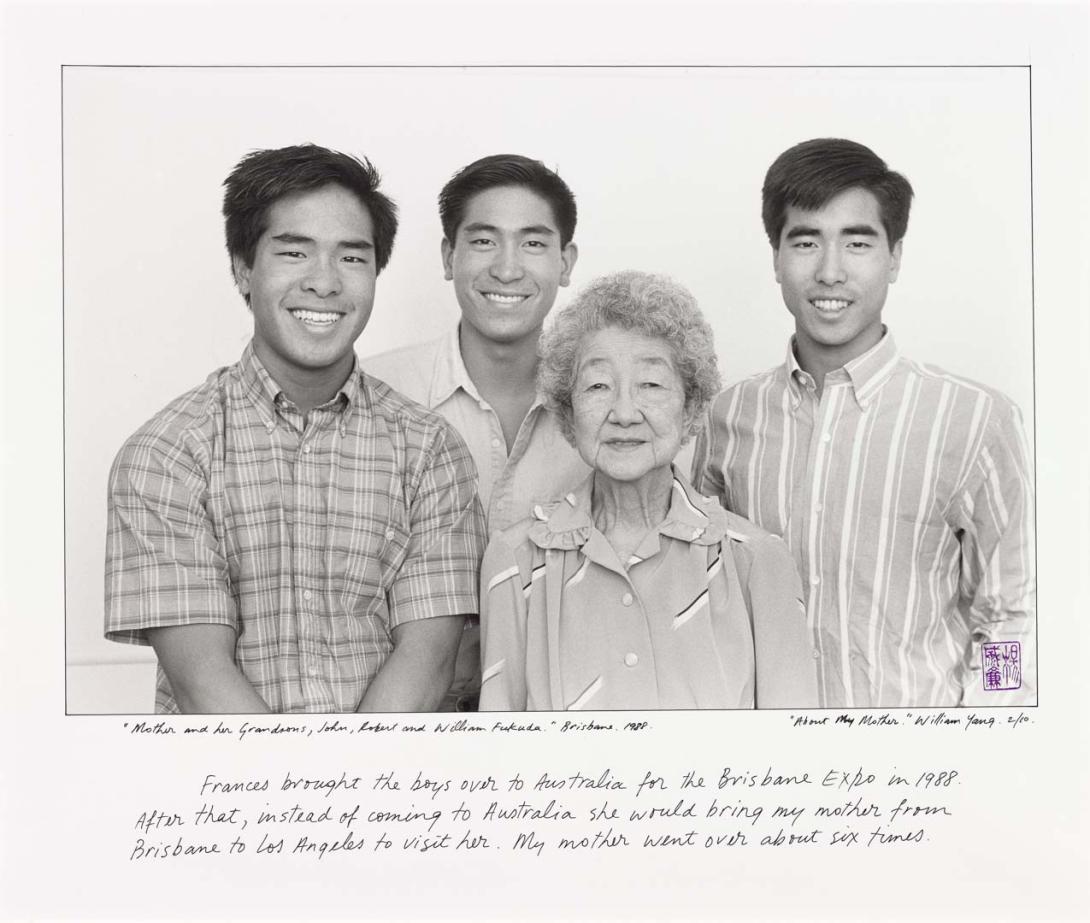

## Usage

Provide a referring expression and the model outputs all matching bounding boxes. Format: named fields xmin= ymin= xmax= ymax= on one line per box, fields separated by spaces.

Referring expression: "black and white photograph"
xmin=66 ymin=65 xmax=1035 ymax=715
xmin=3 ymin=2 xmax=1088 ymax=921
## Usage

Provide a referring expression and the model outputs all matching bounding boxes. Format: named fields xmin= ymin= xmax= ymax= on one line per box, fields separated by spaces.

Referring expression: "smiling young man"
xmin=364 ymin=154 xmax=590 ymax=709
xmin=693 ymin=138 xmax=1035 ymax=708
xmin=105 ymin=145 xmax=486 ymax=714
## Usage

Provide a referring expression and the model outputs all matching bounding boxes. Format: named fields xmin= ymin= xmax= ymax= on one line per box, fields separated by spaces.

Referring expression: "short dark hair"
xmin=438 ymin=154 xmax=577 ymax=246
xmin=761 ymin=138 xmax=914 ymax=249
xmin=222 ymin=144 xmax=399 ymax=278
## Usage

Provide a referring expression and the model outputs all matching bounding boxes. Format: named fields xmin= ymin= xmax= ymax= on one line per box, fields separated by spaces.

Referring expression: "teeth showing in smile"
xmin=812 ymin=299 xmax=851 ymax=312
xmin=291 ymin=309 xmax=340 ymax=326
xmin=482 ymin=293 xmax=528 ymax=304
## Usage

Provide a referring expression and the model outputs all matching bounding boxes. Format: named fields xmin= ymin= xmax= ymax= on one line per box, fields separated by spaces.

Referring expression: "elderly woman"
xmin=478 ymin=271 xmax=817 ymax=711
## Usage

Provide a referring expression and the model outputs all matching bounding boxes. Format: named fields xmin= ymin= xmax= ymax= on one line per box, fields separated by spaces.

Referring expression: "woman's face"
xmin=570 ymin=326 xmax=688 ymax=486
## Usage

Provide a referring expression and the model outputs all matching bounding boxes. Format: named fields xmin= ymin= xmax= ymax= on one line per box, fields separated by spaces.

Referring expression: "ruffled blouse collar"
xmin=527 ymin=465 xmax=728 ymax=553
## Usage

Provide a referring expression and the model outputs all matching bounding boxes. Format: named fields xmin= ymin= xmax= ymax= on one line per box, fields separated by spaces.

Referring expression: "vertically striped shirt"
xmin=105 ymin=343 xmax=487 ymax=714
xmin=692 ymin=333 xmax=1035 ymax=708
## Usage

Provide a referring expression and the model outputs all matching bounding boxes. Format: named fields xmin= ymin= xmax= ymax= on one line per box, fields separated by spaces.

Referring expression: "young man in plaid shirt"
xmin=105 ymin=145 xmax=487 ymax=714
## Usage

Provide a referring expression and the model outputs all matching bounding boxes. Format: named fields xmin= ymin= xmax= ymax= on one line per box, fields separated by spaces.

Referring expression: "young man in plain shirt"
xmin=364 ymin=154 xmax=590 ymax=709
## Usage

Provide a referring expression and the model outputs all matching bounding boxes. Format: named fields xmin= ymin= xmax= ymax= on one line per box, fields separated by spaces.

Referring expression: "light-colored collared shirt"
xmin=692 ymin=332 xmax=1036 ymax=708
xmin=479 ymin=469 xmax=818 ymax=711
xmin=105 ymin=343 xmax=487 ymax=714
xmin=363 ymin=326 xmax=591 ymax=534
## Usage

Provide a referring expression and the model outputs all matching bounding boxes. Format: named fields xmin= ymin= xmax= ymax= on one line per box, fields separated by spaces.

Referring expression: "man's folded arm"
xmin=363 ymin=420 xmax=486 ymax=712
xmin=357 ymin=615 xmax=466 ymax=712
xmin=146 ymin=624 xmax=270 ymax=714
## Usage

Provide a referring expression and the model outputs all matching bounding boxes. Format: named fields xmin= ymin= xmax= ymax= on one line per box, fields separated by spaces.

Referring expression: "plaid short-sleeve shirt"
xmin=105 ymin=343 xmax=487 ymax=714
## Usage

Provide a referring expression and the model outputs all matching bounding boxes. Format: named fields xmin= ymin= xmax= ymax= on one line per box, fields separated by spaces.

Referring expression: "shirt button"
xmin=622 ymin=592 xmax=634 ymax=606
xmin=821 ymin=433 xmax=831 ymax=443
xmin=385 ymin=529 xmax=396 ymax=541
xmin=491 ymin=437 xmax=501 ymax=448
xmin=303 ymin=590 xmax=312 ymax=601
xmin=308 ymin=666 xmax=319 ymax=677
xmin=813 ymin=649 xmax=821 ymax=660
xmin=809 ymin=575 xmax=821 ymax=586
xmin=814 ymin=503 xmax=824 ymax=513
xmin=624 ymin=652 xmax=639 ymax=667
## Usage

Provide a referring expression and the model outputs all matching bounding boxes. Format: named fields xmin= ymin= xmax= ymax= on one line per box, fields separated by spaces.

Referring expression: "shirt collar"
xmin=239 ymin=341 xmax=281 ymax=412
xmin=336 ymin=358 xmax=364 ymax=410
xmin=845 ymin=329 xmax=900 ymax=405
xmin=527 ymin=466 xmax=728 ymax=552
xmin=783 ymin=328 xmax=900 ymax=410
xmin=238 ymin=340 xmax=361 ymax=424
xmin=429 ymin=323 xmax=547 ymax=412
xmin=428 ymin=325 xmax=480 ymax=406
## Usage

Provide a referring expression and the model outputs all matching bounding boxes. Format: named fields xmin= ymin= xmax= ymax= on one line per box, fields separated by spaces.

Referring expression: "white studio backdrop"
xmin=63 ymin=66 xmax=1034 ymax=712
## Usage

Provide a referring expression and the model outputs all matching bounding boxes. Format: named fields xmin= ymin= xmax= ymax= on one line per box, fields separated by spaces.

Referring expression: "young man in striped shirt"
xmin=105 ymin=145 xmax=487 ymax=714
xmin=693 ymin=138 xmax=1035 ymax=708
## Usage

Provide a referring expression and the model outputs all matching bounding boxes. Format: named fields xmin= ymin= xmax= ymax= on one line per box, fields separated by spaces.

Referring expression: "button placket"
xmin=298 ymin=414 xmax=331 ymax=702
xmin=800 ymin=385 xmax=839 ymax=633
